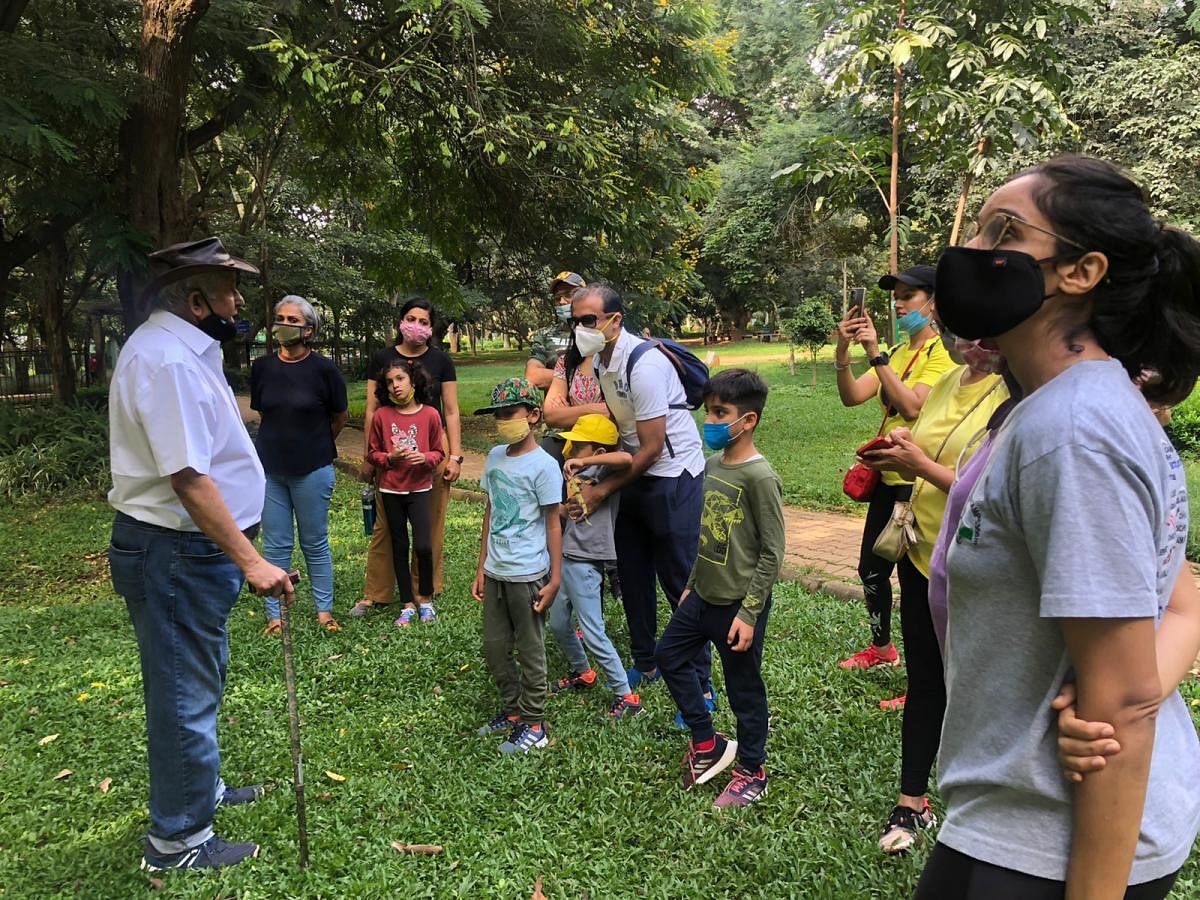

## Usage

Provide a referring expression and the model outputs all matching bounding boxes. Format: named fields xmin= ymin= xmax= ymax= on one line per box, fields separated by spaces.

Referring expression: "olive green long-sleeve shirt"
xmin=686 ymin=454 xmax=785 ymax=625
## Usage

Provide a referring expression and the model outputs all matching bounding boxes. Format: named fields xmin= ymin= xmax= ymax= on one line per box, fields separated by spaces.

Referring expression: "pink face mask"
xmin=955 ymin=337 xmax=1005 ymax=375
xmin=400 ymin=321 xmax=433 ymax=345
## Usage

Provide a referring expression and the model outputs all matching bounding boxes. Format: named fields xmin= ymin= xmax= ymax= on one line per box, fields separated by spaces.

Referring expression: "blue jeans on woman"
xmin=109 ymin=513 xmax=245 ymax=851
xmin=548 ymin=558 xmax=631 ymax=697
xmin=261 ymin=464 xmax=335 ymax=620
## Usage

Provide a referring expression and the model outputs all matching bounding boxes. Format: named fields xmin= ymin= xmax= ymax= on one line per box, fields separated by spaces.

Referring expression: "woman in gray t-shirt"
xmin=922 ymin=156 xmax=1200 ymax=898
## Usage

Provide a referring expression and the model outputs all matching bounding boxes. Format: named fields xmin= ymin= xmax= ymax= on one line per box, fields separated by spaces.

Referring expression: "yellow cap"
xmin=558 ymin=414 xmax=619 ymax=454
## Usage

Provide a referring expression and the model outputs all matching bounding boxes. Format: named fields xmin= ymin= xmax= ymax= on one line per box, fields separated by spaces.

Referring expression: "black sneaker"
xmin=499 ymin=722 xmax=549 ymax=754
xmin=680 ymin=733 xmax=738 ymax=790
xmin=216 ymin=784 xmax=264 ymax=807
xmin=607 ymin=692 xmax=644 ymax=720
xmin=140 ymin=835 xmax=260 ymax=871
xmin=551 ymin=669 xmax=597 ymax=693
xmin=879 ymin=800 xmax=938 ymax=854
xmin=478 ymin=711 xmax=518 ymax=736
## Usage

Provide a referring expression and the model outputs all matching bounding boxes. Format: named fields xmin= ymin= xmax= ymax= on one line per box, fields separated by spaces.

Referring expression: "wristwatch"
xmin=450 ymin=455 xmax=464 ymax=464
xmin=869 ymin=352 xmax=890 ymax=368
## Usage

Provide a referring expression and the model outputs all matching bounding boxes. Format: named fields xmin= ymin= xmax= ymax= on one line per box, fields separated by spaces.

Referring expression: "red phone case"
xmin=856 ymin=436 xmax=891 ymax=456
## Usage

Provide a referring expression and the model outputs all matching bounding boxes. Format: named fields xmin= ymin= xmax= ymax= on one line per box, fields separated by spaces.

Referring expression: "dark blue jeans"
xmin=108 ymin=513 xmax=244 ymax=850
xmin=656 ymin=592 xmax=772 ymax=770
xmin=614 ymin=469 xmax=709 ymax=682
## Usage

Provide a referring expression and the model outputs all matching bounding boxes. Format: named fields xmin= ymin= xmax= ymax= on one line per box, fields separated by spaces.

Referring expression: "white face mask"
xmin=574 ymin=325 xmax=607 ymax=356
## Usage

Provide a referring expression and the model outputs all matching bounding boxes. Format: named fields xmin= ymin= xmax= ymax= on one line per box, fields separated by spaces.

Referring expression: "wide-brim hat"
xmin=550 ymin=271 xmax=586 ymax=294
xmin=556 ymin=414 xmax=619 ymax=448
xmin=474 ymin=376 xmax=543 ymax=415
xmin=143 ymin=237 xmax=260 ymax=300
xmin=878 ymin=264 xmax=936 ymax=293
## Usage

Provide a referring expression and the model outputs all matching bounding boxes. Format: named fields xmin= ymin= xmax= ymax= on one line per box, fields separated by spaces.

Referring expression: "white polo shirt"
xmin=108 ymin=309 xmax=264 ymax=531
xmin=594 ymin=329 xmax=704 ymax=478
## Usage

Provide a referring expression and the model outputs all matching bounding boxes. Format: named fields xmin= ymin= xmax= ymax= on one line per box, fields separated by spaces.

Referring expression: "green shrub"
xmin=1167 ymin=389 xmax=1200 ymax=458
xmin=0 ymin=403 xmax=110 ymax=498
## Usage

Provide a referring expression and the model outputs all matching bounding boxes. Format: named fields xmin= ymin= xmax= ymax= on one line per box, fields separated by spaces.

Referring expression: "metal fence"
xmin=0 ymin=349 xmax=92 ymax=402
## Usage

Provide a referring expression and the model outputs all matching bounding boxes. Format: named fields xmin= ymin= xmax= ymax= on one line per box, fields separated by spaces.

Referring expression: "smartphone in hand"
xmin=856 ymin=436 xmax=892 ymax=457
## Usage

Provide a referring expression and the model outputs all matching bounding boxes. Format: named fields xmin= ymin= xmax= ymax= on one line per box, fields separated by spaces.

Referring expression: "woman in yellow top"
xmin=835 ymin=265 xmax=955 ymax=670
xmin=859 ymin=336 xmax=1009 ymax=855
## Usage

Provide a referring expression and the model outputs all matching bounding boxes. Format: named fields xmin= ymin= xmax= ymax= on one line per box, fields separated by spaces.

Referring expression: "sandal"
xmin=348 ymin=600 xmax=373 ymax=618
xmin=262 ymin=620 xmax=281 ymax=637
xmin=319 ymin=617 xmax=342 ymax=633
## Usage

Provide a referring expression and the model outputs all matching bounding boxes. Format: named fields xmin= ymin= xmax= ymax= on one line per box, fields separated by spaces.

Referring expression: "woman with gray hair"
xmin=250 ymin=295 xmax=349 ymax=634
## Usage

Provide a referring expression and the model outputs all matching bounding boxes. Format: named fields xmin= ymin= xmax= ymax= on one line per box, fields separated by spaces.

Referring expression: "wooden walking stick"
xmin=277 ymin=572 xmax=310 ymax=868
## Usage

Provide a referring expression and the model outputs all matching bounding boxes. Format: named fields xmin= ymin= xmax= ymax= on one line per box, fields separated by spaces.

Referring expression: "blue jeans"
xmin=614 ymin=470 xmax=711 ymax=685
xmin=108 ymin=513 xmax=245 ymax=850
xmin=548 ymin=558 xmax=631 ymax=696
xmin=261 ymin=465 xmax=335 ymax=620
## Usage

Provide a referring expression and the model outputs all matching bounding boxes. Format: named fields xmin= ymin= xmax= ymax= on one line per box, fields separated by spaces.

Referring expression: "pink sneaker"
xmin=714 ymin=764 xmax=768 ymax=808
xmin=838 ymin=643 xmax=900 ymax=670
xmin=395 ymin=608 xmax=416 ymax=628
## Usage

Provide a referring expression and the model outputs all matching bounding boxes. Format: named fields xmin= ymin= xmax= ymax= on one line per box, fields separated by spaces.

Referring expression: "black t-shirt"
xmin=368 ymin=345 xmax=457 ymax=422
xmin=250 ymin=352 xmax=348 ymax=477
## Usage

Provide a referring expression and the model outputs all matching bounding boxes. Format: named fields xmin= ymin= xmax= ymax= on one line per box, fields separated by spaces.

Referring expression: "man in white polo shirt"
xmin=107 ymin=238 xmax=294 ymax=871
xmin=567 ymin=284 xmax=710 ymax=695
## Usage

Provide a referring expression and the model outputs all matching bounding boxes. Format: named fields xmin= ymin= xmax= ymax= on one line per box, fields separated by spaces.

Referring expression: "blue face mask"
xmin=703 ymin=414 xmax=749 ymax=451
xmin=554 ymin=304 xmax=572 ymax=322
xmin=896 ymin=302 xmax=932 ymax=335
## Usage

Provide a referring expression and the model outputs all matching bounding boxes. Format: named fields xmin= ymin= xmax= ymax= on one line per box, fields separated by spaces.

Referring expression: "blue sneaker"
xmin=140 ymin=835 xmax=259 ymax=871
xmin=216 ymin=784 xmax=263 ymax=807
xmin=673 ymin=693 xmax=719 ymax=730
xmin=626 ymin=666 xmax=661 ymax=690
xmin=478 ymin=711 xmax=518 ymax=736
xmin=499 ymin=722 xmax=549 ymax=754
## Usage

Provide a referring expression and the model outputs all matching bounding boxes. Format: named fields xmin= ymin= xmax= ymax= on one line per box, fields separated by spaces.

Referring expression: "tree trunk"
xmin=949 ymin=134 xmax=991 ymax=246
xmin=887 ymin=0 xmax=906 ymax=345
xmin=788 ymin=344 xmax=796 ymax=377
xmin=810 ymin=352 xmax=818 ymax=388
xmin=116 ymin=0 xmax=211 ymax=334
xmin=37 ymin=235 xmax=76 ymax=404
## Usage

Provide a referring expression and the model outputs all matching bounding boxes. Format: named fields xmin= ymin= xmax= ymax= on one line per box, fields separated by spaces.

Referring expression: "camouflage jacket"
xmin=528 ymin=325 xmax=571 ymax=368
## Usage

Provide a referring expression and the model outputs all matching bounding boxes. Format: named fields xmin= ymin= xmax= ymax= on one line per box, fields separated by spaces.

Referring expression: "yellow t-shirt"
xmin=878 ymin=335 xmax=956 ymax=486
xmin=906 ymin=366 xmax=1009 ymax=576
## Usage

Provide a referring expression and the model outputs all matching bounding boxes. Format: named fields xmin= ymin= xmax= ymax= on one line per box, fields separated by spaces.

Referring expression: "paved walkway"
xmin=237 ymin=395 xmax=870 ymax=597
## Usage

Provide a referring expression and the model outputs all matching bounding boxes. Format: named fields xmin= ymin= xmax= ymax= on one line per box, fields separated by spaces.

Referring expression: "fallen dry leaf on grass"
xmin=391 ymin=842 xmax=443 ymax=855
xmin=38 ymin=734 xmax=59 ymax=746
xmin=148 ymin=876 xmax=164 ymax=890
xmin=532 ymin=875 xmax=546 ymax=900
xmin=54 ymin=769 xmax=73 ymax=780
xmin=325 ymin=770 xmax=347 ymax=783
xmin=98 ymin=777 xmax=112 ymax=794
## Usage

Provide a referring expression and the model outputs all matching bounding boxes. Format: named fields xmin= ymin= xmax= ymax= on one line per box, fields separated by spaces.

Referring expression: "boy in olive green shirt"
xmin=655 ymin=368 xmax=785 ymax=808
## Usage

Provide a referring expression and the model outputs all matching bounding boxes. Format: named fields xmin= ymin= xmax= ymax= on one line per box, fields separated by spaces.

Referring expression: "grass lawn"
xmin=3 ymin=484 xmax=1200 ymax=896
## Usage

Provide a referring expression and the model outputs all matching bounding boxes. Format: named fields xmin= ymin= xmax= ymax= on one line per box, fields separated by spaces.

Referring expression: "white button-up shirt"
xmin=108 ymin=309 xmax=264 ymax=531
xmin=593 ymin=329 xmax=704 ymax=478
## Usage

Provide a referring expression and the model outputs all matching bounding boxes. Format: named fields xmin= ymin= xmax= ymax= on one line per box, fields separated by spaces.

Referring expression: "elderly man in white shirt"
xmin=566 ymin=284 xmax=712 ymax=700
xmin=107 ymin=237 xmax=294 ymax=872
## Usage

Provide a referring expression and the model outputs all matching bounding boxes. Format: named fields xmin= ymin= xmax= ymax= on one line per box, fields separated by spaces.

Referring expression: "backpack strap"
xmin=625 ymin=339 xmax=678 ymax=459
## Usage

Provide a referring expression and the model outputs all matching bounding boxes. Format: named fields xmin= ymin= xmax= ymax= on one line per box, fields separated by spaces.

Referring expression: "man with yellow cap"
xmin=547 ymin=414 xmax=643 ymax=719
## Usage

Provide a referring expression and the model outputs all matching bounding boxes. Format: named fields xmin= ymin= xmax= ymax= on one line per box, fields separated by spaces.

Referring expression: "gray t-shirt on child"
xmin=562 ymin=464 xmax=618 ymax=563
xmin=938 ymin=358 xmax=1200 ymax=884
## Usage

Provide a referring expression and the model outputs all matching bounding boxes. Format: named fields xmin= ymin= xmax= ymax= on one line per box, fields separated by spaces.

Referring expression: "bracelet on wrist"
xmin=834 ymin=360 xmax=852 ymax=371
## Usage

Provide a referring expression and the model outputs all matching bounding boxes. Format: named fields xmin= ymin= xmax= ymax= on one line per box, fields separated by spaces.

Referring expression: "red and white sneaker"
xmin=680 ymin=733 xmax=738 ymax=790
xmin=838 ymin=643 xmax=900 ymax=670
xmin=714 ymin=764 xmax=768 ymax=808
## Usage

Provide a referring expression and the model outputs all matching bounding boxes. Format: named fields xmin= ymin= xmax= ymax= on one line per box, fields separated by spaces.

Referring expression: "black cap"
xmin=878 ymin=265 xmax=936 ymax=293
xmin=143 ymin=237 xmax=260 ymax=300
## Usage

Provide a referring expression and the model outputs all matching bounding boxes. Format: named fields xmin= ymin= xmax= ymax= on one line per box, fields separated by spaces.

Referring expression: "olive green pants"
xmin=482 ymin=574 xmax=549 ymax=725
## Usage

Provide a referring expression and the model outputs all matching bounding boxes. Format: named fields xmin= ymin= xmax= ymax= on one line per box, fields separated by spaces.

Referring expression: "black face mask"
xmin=935 ymin=246 xmax=1065 ymax=341
xmin=195 ymin=291 xmax=238 ymax=343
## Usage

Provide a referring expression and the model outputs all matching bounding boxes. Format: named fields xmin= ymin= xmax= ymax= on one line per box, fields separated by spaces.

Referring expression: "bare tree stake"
xmin=279 ymin=596 xmax=310 ymax=868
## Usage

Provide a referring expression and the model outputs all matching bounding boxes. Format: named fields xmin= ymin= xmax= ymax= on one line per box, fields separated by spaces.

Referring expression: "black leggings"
xmin=915 ymin=844 xmax=1179 ymax=899
xmin=380 ymin=491 xmax=433 ymax=606
xmin=859 ymin=481 xmax=909 ymax=647
xmin=897 ymin=555 xmax=945 ymax=797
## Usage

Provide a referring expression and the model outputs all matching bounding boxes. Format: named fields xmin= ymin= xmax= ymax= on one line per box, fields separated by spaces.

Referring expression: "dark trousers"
xmin=915 ymin=844 xmax=1179 ymax=900
xmin=380 ymin=491 xmax=433 ymax=606
xmin=615 ymin=470 xmax=709 ymax=682
xmin=859 ymin=481 xmax=909 ymax=647
xmin=656 ymin=593 xmax=772 ymax=770
xmin=897 ymin=555 xmax=945 ymax=797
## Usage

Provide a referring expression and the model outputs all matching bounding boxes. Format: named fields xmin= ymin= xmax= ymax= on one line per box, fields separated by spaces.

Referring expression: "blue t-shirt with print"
xmin=481 ymin=444 xmax=563 ymax=580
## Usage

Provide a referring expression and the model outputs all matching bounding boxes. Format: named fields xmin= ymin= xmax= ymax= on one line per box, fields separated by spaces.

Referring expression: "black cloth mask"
xmin=195 ymin=292 xmax=238 ymax=343
xmin=935 ymin=246 xmax=1063 ymax=340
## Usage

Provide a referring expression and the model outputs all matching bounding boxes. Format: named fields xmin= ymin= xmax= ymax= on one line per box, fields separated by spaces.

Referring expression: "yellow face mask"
xmin=496 ymin=416 xmax=531 ymax=445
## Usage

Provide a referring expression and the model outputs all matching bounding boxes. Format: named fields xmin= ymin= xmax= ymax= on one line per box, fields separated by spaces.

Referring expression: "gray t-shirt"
xmin=562 ymin=464 xmax=618 ymax=563
xmin=938 ymin=358 xmax=1200 ymax=884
